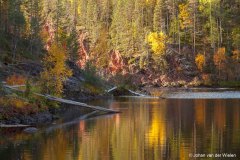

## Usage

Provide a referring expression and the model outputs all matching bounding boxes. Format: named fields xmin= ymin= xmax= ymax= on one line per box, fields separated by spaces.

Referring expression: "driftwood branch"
xmin=106 ymin=86 xmax=163 ymax=99
xmin=106 ymin=86 xmax=148 ymax=97
xmin=127 ymin=89 xmax=147 ymax=97
xmin=106 ymin=86 xmax=118 ymax=93
xmin=0 ymin=124 xmax=30 ymax=128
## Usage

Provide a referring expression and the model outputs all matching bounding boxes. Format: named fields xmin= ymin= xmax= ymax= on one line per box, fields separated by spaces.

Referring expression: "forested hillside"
xmin=0 ymin=0 xmax=240 ymax=87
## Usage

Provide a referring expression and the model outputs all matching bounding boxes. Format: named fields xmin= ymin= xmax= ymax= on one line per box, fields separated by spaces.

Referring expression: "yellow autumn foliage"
xmin=179 ymin=3 xmax=191 ymax=30
xmin=0 ymin=97 xmax=27 ymax=108
xmin=40 ymin=43 xmax=72 ymax=97
xmin=147 ymin=31 xmax=167 ymax=55
xmin=195 ymin=54 xmax=205 ymax=72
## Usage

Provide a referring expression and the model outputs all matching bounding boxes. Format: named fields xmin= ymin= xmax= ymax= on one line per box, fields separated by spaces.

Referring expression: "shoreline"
xmin=0 ymin=104 xmax=96 ymax=128
xmin=1 ymin=84 xmax=240 ymax=127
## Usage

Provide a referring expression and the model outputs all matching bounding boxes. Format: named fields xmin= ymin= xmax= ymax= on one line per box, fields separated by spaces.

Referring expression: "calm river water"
xmin=0 ymin=91 xmax=240 ymax=160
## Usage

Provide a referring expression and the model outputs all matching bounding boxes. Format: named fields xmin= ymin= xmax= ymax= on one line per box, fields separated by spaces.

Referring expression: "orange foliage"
xmin=213 ymin=48 xmax=226 ymax=76
xmin=6 ymin=74 xmax=26 ymax=85
xmin=195 ymin=54 xmax=205 ymax=72
xmin=214 ymin=48 xmax=226 ymax=66
xmin=202 ymin=74 xmax=212 ymax=85
xmin=232 ymin=49 xmax=240 ymax=62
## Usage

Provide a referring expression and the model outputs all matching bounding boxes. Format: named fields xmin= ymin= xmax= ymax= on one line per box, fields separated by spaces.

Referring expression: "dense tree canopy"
xmin=0 ymin=0 xmax=240 ymax=81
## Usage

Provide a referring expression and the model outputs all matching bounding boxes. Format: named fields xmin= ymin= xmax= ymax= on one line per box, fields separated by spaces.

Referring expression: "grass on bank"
xmin=218 ymin=81 xmax=240 ymax=88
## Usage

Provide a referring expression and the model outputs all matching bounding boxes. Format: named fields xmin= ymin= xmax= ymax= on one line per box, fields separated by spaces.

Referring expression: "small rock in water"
xmin=23 ymin=127 xmax=38 ymax=134
xmin=35 ymin=112 xmax=52 ymax=123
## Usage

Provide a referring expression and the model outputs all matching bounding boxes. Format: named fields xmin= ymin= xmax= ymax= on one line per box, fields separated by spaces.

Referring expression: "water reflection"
xmin=0 ymin=98 xmax=240 ymax=160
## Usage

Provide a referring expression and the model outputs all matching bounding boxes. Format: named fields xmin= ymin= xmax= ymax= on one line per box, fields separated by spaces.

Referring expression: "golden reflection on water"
xmin=145 ymin=101 xmax=166 ymax=160
xmin=0 ymin=98 xmax=240 ymax=160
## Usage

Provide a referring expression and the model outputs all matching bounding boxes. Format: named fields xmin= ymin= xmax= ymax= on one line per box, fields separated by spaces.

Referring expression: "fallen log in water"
xmin=106 ymin=86 xmax=164 ymax=98
xmin=34 ymin=93 xmax=120 ymax=113
xmin=106 ymin=86 xmax=118 ymax=93
xmin=3 ymin=84 xmax=120 ymax=114
xmin=0 ymin=124 xmax=30 ymax=128
xmin=127 ymin=89 xmax=147 ymax=97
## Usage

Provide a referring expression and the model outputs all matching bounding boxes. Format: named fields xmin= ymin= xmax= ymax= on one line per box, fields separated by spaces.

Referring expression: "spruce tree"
xmin=153 ymin=0 xmax=165 ymax=32
xmin=8 ymin=0 xmax=25 ymax=59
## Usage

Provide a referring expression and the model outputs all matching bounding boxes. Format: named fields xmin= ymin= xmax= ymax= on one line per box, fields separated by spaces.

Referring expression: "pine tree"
xmin=165 ymin=0 xmax=176 ymax=42
xmin=189 ymin=0 xmax=199 ymax=55
xmin=8 ymin=0 xmax=26 ymax=59
xmin=86 ymin=0 xmax=101 ymax=51
xmin=110 ymin=0 xmax=135 ymax=58
xmin=78 ymin=0 xmax=87 ymax=27
xmin=67 ymin=28 xmax=79 ymax=62
xmin=153 ymin=0 xmax=165 ymax=32
xmin=23 ymin=0 xmax=43 ymax=55
xmin=199 ymin=0 xmax=219 ymax=51
xmin=132 ymin=0 xmax=149 ymax=69
xmin=99 ymin=0 xmax=112 ymax=29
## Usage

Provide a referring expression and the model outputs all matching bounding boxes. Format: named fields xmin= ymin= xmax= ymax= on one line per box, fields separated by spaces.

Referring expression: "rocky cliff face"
xmin=0 ymin=62 xmax=43 ymax=81
xmin=125 ymin=46 xmax=200 ymax=87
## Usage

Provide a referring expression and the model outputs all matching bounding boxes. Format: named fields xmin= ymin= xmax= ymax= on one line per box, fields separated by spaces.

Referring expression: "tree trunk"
xmin=218 ymin=62 xmax=221 ymax=78
xmin=220 ymin=20 xmax=223 ymax=45
xmin=193 ymin=1 xmax=196 ymax=56
xmin=178 ymin=19 xmax=181 ymax=54
xmin=29 ymin=0 xmax=34 ymax=55
xmin=210 ymin=0 xmax=214 ymax=50
xmin=0 ymin=0 xmax=2 ymax=30
xmin=56 ymin=0 xmax=59 ymax=44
